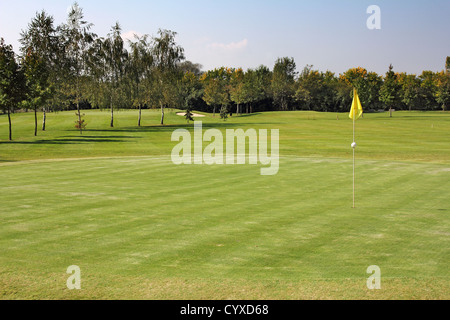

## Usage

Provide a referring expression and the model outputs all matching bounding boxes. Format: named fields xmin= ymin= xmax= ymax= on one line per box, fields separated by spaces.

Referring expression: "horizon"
xmin=1 ymin=0 xmax=449 ymax=75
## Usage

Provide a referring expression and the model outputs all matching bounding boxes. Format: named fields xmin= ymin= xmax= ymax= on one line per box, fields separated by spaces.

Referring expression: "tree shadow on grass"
xmin=0 ymin=136 xmax=136 ymax=145
xmin=82 ymin=121 xmax=277 ymax=134
xmin=233 ymin=112 xmax=262 ymax=117
xmin=0 ymin=159 xmax=17 ymax=163
xmin=60 ymin=135 xmax=140 ymax=139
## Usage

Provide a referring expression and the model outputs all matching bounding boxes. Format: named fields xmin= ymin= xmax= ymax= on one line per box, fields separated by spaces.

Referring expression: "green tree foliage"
xmin=202 ymin=77 xmax=221 ymax=117
xmin=242 ymin=65 xmax=271 ymax=114
xmin=152 ymin=29 xmax=185 ymax=125
xmin=201 ymin=67 xmax=232 ymax=117
xmin=295 ymin=67 xmax=355 ymax=113
xmin=19 ymin=10 xmax=59 ymax=133
xmin=83 ymin=37 xmax=108 ymax=110
xmin=22 ymin=51 xmax=53 ymax=136
xmin=446 ymin=56 xmax=450 ymax=75
xmin=340 ymin=67 xmax=373 ymax=108
xmin=379 ymin=64 xmax=400 ymax=116
xmin=296 ymin=66 xmax=324 ymax=111
xmin=103 ymin=22 xmax=129 ymax=127
xmin=435 ymin=71 xmax=450 ymax=111
xmin=178 ymin=71 xmax=203 ymax=112
xmin=59 ymin=1 xmax=96 ymax=133
xmin=418 ymin=70 xmax=439 ymax=111
xmin=128 ymin=34 xmax=153 ymax=126
xmin=229 ymin=68 xmax=245 ymax=115
xmin=366 ymin=72 xmax=383 ymax=110
xmin=178 ymin=61 xmax=202 ymax=77
xmin=398 ymin=73 xmax=421 ymax=111
xmin=272 ymin=57 xmax=297 ymax=111
xmin=0 ymin=39 xmax=27 ymax=140
xmin=219 ymin=105 xmax=228 ymax=120
xmin=334 ymin=79 xmax=352 ymax=112
xmin=184 ymin=108 xmax=194 ymax=123
xmin=2 ymin=3 xmax=449 ymax=142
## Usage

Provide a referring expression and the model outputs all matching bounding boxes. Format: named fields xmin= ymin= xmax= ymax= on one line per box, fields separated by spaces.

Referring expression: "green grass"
xmin=0 ymin=109 xmax=449 ymax=299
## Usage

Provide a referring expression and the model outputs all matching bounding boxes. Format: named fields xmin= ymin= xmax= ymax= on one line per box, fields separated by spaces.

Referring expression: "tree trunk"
xmin=138 ymin=104 xmax=142 ymax=127
xmin=34 ymin=107 xmax=38 ymax=136
xmin=236 ymin=104 xmax=239 ymax=116
xmin=160 ymin=102 xmax=165 ymax=125
xmin=246 ymin=104 xmax=249 ymax=114
xmin=76 ymin=74 xmax=82 ymax=134
xmin=110 ymin=102 xmax=114 ymax=127
xmin=7 ymin=107 xmax=12 ymax=141
xmin=389 ymin=107 xmax=392 ymax=118
xmin=213 ymin=106 xmax=216 ymax=117
xmin=77 ymin=100 xmax=82 ymax=135
xmin=136 ymin=84 xmax=141 ymax=126
xmin=42 ymin=108 xmax=46 ymax=131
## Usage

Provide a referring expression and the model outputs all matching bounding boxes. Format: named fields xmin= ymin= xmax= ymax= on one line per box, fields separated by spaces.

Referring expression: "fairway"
xmin=0 ymin=110 xmax=449 ymax=299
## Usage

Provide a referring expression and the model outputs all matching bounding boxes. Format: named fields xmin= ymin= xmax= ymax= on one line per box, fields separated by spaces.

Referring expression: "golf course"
xmin=0 ymin=109 xmax=448 ymax=299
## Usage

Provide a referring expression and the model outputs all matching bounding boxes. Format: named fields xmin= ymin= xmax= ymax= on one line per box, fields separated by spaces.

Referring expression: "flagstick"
xmin=353 ymin=117 xmax=355 ymax=208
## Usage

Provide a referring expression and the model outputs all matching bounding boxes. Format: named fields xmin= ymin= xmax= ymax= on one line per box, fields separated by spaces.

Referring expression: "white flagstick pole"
xmin=353 ymin=115 xmax=355 ymax=208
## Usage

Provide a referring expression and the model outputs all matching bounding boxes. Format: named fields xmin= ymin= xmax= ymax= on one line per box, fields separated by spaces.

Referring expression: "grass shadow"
xmin=83 ymin=121 xmax=278 ymax=134
xmin=232 ymin=112 xmax=262 ymax=117
xmin=61 ymin=135 xmax=140 ymax=139
xmin=0 ymin=159 xmax=18 ymax=163
xmin=0 ymin=137 xmax=131 ymax=145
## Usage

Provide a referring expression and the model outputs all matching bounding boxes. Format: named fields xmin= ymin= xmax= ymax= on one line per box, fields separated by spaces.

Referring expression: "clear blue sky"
xmin=1 ymin=0 xmax=449 ymax=75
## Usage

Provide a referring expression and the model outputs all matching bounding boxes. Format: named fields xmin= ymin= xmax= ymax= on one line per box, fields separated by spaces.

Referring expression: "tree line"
xmin=1 ymin=2 xmax=449 ymax=140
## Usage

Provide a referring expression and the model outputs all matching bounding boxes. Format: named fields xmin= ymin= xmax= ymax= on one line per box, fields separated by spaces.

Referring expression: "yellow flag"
xmin=349 ymin=88 xmax=363 ymax=120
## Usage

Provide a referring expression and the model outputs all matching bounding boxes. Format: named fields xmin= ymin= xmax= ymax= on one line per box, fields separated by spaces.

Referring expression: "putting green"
xmin=0 ymin=155 xmax=448 ymax=299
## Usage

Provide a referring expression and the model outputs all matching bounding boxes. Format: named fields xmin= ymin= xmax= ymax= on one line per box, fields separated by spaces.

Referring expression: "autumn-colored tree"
xmin=202 ymin=78 xmax=222 ymax=117
xmin=446 ymin=56 xmax=450 ymax=75
xmin=340 ymin=67 xmax=371 ymax=108
xmin=435 ymin=71 xmax=450 ymax=111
